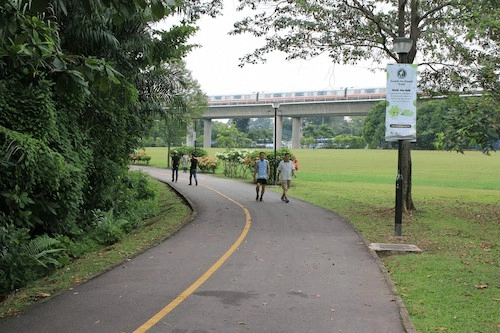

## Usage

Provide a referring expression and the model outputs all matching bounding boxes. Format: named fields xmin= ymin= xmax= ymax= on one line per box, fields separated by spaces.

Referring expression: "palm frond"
xmin=1 ymin=139 xmax=23 ymax=168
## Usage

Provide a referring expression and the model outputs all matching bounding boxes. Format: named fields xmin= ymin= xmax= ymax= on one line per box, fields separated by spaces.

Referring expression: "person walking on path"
xmin=171 ymin=151 xmax=180 ymax=182
xmin=277 ymin=152 xmax=295 ymax=203
xmin=253 ymin=151 xmax=270 ymax=201
xmin=189 ymin=154 xmax=198 ymax=186
xmin=181 ymin=152 xmax=189 ymax=173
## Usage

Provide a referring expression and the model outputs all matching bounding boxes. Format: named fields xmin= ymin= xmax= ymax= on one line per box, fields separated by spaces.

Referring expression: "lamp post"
xmin=271 ymin=102 xmax=280 ymax=185
xmin=393 ymin=36 xmax=413 ymax=237
xmin=393 ymin=36 xmax=413 ymax=63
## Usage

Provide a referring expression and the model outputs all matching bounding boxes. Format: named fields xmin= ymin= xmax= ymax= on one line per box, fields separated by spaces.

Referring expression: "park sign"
xmin=385 ymin=64 xmax=418 ymax=142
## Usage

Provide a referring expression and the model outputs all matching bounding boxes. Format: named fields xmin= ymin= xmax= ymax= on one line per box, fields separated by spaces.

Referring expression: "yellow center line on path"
xmin=133 ymin=185 xmax=252 ymax=333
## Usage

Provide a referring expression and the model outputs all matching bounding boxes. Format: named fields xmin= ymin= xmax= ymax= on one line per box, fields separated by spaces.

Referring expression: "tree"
xmin=215 ymin=124 xmax=252 ymax=148
xmin=363 ymin=101 xmax=390 ymax=149
xmin=416 ymin=100 xmax=449 ymax=150
xmin=364 ymin=97 xmax=499 ymax=153
xmin=231 ymin=0 xmax=498 ymax=212
xmin=435 ymin=95 xmax=500 ymax=154
xmin=210 ymin=121 xmax=229 ymax=146
xmin=300 ymin=136 xmax=316 ymax=148
xmin=333 ymin=135 xmax=365 ymax=149
xmin=232 ymin=118 xmax=250 ymax=134
xmin=249 ymin=117 xmax=272 ymax=130
xmin=247 ymin=127 xmax=273 ymax=145
xmin=138 ymin=61 xmax=208 ymax=164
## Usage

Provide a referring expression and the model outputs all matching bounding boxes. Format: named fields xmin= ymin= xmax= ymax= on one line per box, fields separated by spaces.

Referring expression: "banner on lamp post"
xmin=385 ymin=64 xmax=418 ymax=142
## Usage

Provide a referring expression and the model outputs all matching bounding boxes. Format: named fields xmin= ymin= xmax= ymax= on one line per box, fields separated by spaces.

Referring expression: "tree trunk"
xmin=167 ymin=144 xmax=171 ymax=168
xmin=401 ymin=141 xmax=416 ymax=211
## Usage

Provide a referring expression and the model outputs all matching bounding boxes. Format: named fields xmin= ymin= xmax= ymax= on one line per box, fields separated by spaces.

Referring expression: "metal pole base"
xmin=395 ymin=223 xmax=402 ymax=237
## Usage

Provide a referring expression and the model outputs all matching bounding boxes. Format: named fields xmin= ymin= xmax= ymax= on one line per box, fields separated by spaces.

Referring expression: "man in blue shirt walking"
xmin=253 ymin=152 xmax=270 ymax=201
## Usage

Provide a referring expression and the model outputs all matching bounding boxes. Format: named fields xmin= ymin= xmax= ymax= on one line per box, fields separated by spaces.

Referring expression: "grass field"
xmin=145 ymin=147 xmax=500 ymax=333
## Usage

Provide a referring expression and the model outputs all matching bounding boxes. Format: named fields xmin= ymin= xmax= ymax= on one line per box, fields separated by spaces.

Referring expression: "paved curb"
xmin=340 ymin=215 xmax=418 ymax=333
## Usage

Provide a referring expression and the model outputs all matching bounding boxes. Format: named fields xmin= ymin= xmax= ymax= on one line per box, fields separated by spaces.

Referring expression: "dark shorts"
xmin=256 ymin=178 xmax=267 ymax=185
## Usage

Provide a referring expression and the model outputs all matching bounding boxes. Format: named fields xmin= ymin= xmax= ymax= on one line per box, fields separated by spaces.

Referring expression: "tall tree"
xmin=435 ymin=95 xmax=500 ymax=154
xmin=230 ymin=0 xmax=499 ymax=211
xmin=362 ymin=101 xmax=390 ymax=149
xmin=232 ymin=118 xmax=250 ymax=134
xmin=215 ymin=124 xmax=252 ymax=148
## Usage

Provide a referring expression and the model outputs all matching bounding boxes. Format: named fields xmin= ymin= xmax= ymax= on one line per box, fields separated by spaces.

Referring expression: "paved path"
xmin=0 ymin=166 xmax=414 ymax=333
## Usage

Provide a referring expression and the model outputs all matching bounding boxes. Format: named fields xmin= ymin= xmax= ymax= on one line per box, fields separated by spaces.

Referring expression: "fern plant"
xmin=21 ymin=235 xmax=64 ymax=268
xmin=0 ymin=227 xmax=64 ymax=293
xmin=91 ymin=209 xmax=130 ymax=246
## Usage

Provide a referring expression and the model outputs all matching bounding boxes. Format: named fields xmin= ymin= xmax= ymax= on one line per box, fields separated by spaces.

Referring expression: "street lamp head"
xmin=393 ymin=36 xmax=413 ymax=55
xmin=272 ymin=102 xmax=280 ymax=109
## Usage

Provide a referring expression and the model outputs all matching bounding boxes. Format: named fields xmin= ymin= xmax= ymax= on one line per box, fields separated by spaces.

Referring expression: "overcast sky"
xmin=166 ymin=0 xmax=388 ymax=96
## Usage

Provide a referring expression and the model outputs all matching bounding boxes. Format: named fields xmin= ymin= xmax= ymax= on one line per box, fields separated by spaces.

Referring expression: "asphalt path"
xmin=0 ymin=166 xmax=414 ymax=333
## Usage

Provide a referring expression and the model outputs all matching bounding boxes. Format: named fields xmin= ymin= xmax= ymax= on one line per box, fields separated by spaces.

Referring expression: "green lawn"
xmin=146 ymin=147 xmax=500 ymax=333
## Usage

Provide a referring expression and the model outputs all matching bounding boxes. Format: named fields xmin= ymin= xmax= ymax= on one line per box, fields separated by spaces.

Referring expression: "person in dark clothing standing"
xmin=189 ymin=154 xmax=198 ymax=186
xmin=171 ymin=151 xmax=180 ymax=182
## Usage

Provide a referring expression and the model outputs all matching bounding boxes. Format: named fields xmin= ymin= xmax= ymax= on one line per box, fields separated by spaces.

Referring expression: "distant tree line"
xmin=141 ymin=96 xmax=499 ymax=152
xmin=363 ymin=97 xmax=500 ymax=152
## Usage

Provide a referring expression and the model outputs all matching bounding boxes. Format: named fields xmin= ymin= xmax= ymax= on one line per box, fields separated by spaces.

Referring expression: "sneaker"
xmin=259 ymin=197 xmax=263 ymax=201
xmin=285 ymin=197 xmax=289 ymax=203
xmin=281 ymin=195 xmax=285 ymax=201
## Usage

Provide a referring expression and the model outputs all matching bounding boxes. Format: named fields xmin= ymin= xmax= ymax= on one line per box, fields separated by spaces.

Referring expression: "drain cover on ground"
xmin=369 ymin=243 xmax=422 ymax=252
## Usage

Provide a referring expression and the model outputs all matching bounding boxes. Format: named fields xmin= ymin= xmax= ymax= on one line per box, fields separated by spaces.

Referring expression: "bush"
xmin=216 ymin=149 xmax=255 ymax=178
xmin=0 ymin=170 xmax=160 ymax=295
xmin=0 ymin=225 xmax=64 ymax=294
xmin=175 ymin=146 xmax=207 ymax=157
xmin=333 ymin=135 xmax=366 ymax=149
xmin=112 ymin=171 xmax=158 ymax=225
xmin=130 ymin=151 xmax=151 ymax=164
xmin=0 ymin=126 xmax=85 ymax=235
xmin=197 ymin=156 xmax=218 ymax=173
xmin=90 ymin=210 xmax=130 ymax=246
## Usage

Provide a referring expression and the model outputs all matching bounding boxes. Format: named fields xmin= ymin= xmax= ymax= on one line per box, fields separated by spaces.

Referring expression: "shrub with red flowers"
xmin=129 ymin=151 xmax=151 ymax=164
xmin=196 ymin=156 xmax=218 ymax=173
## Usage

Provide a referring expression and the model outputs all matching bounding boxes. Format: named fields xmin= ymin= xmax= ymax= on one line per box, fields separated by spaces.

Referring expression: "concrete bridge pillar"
xmin=203 ymin=119 xmax=212 ymax=148
xmin=275 ymin=114 xmax=283 ymax=150
xmin=291 ymin=117 xmax=301 ymax=149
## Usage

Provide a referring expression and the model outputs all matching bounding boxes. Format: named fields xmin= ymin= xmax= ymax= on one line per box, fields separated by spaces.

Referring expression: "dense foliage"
xmin=0 ymin=0 xmax=221 ymax=295
xmin=232 ymin=0 xmax=498 ymax=98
